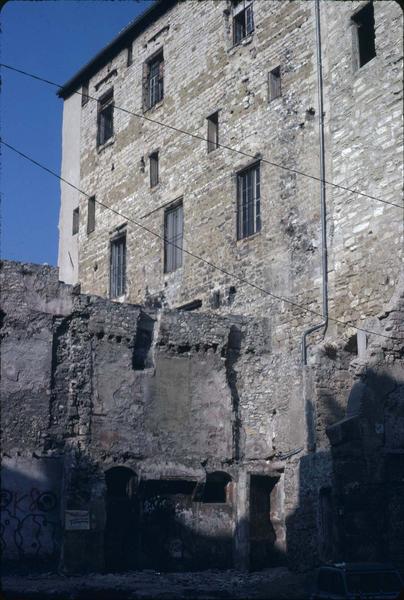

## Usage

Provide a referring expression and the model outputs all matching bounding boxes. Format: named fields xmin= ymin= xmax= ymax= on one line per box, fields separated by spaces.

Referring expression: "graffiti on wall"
xmin=0 ymin=488 xmax=60 ymax=560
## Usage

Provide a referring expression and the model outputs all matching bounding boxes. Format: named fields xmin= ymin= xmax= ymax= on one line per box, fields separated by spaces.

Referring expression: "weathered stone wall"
xmin=75 ymin=0 xmax=323 ymax=337
xmin=60 ymin=0 xmax=402 ymax=345
xmin=1 ymin=261 xmax=297 ymax=572
xmin=323 ymin=0 xmax=403 ymax=334
xmin=326 ymin=277 xmax=404 ymax=567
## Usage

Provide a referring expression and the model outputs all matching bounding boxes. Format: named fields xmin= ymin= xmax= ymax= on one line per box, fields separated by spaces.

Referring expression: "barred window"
xmin=164 ymin=202 xmax=183 ymax=273
xmin=144 ymin=51 xmax=164 ymax=110
xmin=233 ymin=0 xmax=254 ymax=45
xmin=97 ymin=89 xmax=114 ymax=146
xmin=207 ymin=112 xmax=219 ymax=153
xmin=87 ymin=196 xmax=96 ymax=234
xmin=237 ymin=163 xmax=261 ymax=240
xmin=150 ymin=151 xmax=159 ymax=187
xmin=110 ymin=234 xmax=126 ymax=298
xmin=269 ymin=66 xmax=281 ymax=101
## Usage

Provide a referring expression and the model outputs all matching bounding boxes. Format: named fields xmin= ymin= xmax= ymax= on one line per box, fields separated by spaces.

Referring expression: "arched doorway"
xmin=104 ymin=466 xmax=138 ymax=572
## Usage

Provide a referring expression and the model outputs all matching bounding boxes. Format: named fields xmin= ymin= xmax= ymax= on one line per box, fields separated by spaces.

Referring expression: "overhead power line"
xmin=1 ymin=137 xmax=402 ymax=343
xmin=1 ymin=62 xmax=403 ymax=210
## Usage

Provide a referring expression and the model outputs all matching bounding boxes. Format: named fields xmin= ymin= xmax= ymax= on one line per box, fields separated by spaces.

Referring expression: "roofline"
xmin=57 ymin=0 xmax=177 ymax=100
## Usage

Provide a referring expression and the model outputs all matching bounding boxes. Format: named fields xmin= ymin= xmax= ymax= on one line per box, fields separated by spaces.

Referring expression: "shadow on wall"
xmin=2 ymin=369 xmax=403 ymax=575
xmin=289 ymin=366 xmax=404 ymax=572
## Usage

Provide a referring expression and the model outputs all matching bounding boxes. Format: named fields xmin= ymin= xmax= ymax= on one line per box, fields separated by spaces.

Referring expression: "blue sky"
xmin=1 ymin=0 xmax=152 ymax=266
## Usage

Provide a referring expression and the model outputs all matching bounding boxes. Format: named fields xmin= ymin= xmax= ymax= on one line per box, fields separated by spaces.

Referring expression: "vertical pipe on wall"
xmin=302 ymin=0 xmax=328 ymax=365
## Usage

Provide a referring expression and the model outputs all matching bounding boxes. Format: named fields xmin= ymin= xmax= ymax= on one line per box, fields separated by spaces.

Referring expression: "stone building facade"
xmin=1 ymin=0 xmax=403 ymax=576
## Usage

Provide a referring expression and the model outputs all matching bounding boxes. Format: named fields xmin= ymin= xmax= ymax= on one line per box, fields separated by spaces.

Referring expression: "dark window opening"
xmin=233 ymin=0 xmax=254 ymax=45
xmin=144 ymin=50 xmax=164 ymax=110
xmin=127 ymin=44 xmax=133 ymax=67
xmin=237 ymin=162 xmax=261 ymax=240
xmin=352 ymin=2 xmax=376 ymax=68
xmin=132 ymin=312 xmax=155 ymax=370
xmin=211 ymin=290 xmax=221 ymax=309
xmin=150 ymin=151 xmax=159 ymax=187
xmin=110 ymin=234 xmax=126 ymax=298
xmin=201 ymin=472 xmax=231 ymax=503
xmin=177 ymin=299 xmax=202 ymax=311
xmin=87 ymin=196 xmax=95 ymax=234
xmin=140 ymin=480 xmax=196 ymax=496
xmin=72 ymin=207 xmax=79 ymax=235
xmin=345 ymin=333 xmax=358 ymax=354
xmin=97 ymin=89 xmax=114 ymax=146
xmin=106 ymin=467 xmax=137 ymax=499
xmin=207 ymin=112 xmax=219 ymax=153
xmin=164 ymin=202 xmax=183 ymax=273
xmin=269 ymin=66 xmax=281 ymax=101
xmin=82 ymin=81 xmax=89 ymax=107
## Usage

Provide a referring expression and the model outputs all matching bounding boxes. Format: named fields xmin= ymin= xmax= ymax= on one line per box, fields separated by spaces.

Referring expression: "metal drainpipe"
xmin=302 ymin=0 xmax=328 ymax=365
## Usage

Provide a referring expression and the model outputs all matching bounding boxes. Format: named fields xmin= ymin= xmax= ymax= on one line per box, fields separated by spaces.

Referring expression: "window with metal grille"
xmin=233 ymin=0 xmax=254 ymax=45
xmin=237 ymin=163 xmax=261 ymax=240
xmin=144 ymin=51 xmax=164 ymax=110
xmin=269 ymin=66 xmax=281 ymax=101
xmin=207 ymin=112 xmax=219 ymax=153
xmin=352 ymin=3 xmax=376 ymax=69
xmin=97 ymin=89 xmax=114 ymax=146
xmin=72 ymin=207 xmax=79 ymax=235
xmin=82 ymin=81 xmax=89 ymax=107
xmin=110 ymin=234 xmax=126 ymax=297
xmin=87 ymin=196 xmax=96 ymax=234
xmin=164 ymin=202 xmax=183 ymax=273
xmin=150 ymin=151 xmax=159 ymax=187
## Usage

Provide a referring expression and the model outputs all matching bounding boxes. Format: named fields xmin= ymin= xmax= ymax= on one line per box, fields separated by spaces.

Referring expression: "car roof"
xmin=320 ymin=563 xmax=398 ymax=573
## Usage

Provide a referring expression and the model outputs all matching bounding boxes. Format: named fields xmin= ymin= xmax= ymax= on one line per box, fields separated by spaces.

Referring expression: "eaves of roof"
xmin=57 ymin=0 xmax=177 ymax=100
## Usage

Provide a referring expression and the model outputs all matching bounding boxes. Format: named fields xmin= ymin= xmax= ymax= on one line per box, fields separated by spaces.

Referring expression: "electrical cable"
xmin=1 ymin=62 xmax=403 ymax=210
xmin=2 ymin=137 xmax=402 ymax=342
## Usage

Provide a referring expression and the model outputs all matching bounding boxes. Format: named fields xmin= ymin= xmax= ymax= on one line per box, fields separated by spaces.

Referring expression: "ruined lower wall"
xmin=1 ymin=260 xmax=403 ymax=573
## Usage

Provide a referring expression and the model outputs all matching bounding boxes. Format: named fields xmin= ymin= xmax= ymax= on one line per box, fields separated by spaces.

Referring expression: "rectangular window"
xmin=87 ymin=196 xmax=95 ymax=234
xmin=110 ymin=234 xmax=126 ymax=298
xmin=233 ymin=0 xmax=254 ymax=45
xmin=127 ymin=44 xmax=133 ymax=67
xmin=72 ymin=207 xmax=79 ymax=235
xmin=97 ymin=89 xmax=114 ymax=146
xmin=269 ymin=66 xmax=281 ymax=101
xmin=144 ymin=50 xmax=164 ymax=109
xmin=150 ymin=151 xmax=159 ymax=187
xmin=82 ymin=81 xmax=89 ymax=107
xmin=237 ymin=163 xmax=261 ymax=240
xmin=164 ymin=202 xmax=183 ymax=273
xmin=352 ymin=3 xmax=376 ymax=68
xmin=207 ymin=112 xmax=219 ymax=153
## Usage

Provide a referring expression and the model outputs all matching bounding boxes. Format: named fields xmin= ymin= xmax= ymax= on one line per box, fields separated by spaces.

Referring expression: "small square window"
xmin=144 ymin=50 xmax=164 ymax=110
xmin=207 ymin=112 xmax=219 ymax=153
xmin=110 ymin=234 xmax=126 ymax=298
xmin=127 ymin=44 xmax=133 ymax=67
xmin=352 ymin=2 xmax=376 ymax=69
xmin=233 ymin=0 xmax=254 ymax=45
xmin=164 ymin=202 xmax=183 ymax=273
xmin=82 ymin=81 xmax=89 ymax=107
xmin=269 ymin=66 xmax=281 ymax=101
xmin=87 ymin=196 xmax=96 ymax=234
xmin=72 ymin=207 xmax=79 ymax=235
xmin=97 ymin=89 xmax=114 ymax=146
xmin=150 ymin=151 xmax=159 ymax=187
xmin=237 ymin=162 xmax=261 ymax=240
